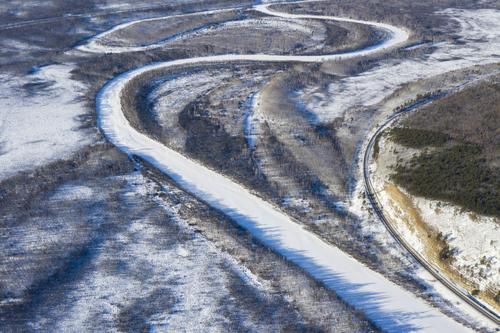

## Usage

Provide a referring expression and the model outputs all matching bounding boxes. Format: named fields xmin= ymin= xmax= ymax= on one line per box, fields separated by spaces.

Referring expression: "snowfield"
xmin=97 ymin=60 xmax=471 ymax=333
xmin=21 ymin=172 xmax=288 ymax=332
xmin=299 ymin=8 xmax=500 ymax=123
xmin=77 ymin=7 xmax=241 ymax=54
xmin=416 ymin=197 xmax=499 ymax=291
xmin=150 ymin=71 xmax=234 ymax=149
xmin=0 ymin=64 xmax=94 ymax=180
xmin=91 ymin=3 xmax=481 ymax=331
xmin=220 ymin=17 xmax=322 ymax=37
xmin=78 ymin=2 xmax=408 ymax=55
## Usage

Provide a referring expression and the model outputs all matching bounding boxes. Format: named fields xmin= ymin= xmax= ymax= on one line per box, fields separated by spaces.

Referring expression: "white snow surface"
xmin=243 ymin=92 xmax=262 ymax=151
xmin=78 ymin=2 xmax=408 ymax=54
xmin=93 ymin=4 xmax=475 ymax=330
xmin=150 ymin=71 xmax=232 ymax=149
xmin=416 ymin=197 xmax=499 ymax=291
xmin=220 ymin=17 xmax=319 ymax=37
xmin=50 ymin=173 xmax=270 ymax=333
xmin=300 ymin=8 xmax=500 ymax=123
xmin=174 ymin=16 xmax=325 ymax=44
xmin=50 ymin=184 xmax=95 ymax=201
xmin=0 ymin=64 xmax=94 ymax=180
xmin=77 ymin=7 xmax=241 ymax=54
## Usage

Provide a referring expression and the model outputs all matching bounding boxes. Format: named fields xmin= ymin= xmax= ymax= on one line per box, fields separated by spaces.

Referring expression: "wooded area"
xmin=390 ymin=78 xmax=500 ymax=219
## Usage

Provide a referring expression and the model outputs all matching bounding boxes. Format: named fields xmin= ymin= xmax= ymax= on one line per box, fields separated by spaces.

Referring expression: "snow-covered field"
xmin=373 ymin=136 xmax=499 ymax=297
xmin=2 ymin=0 xmax=498 ymax=330
xmin=221 ymin=17 xmax=321 ymax=37
xmin=299 ymin=9 xmax=500 ymax=123
xmin=416 ymin=197 xmax=499 ymax=291
xmin=0 ymin=64 xmax=94 ymax=180
xmin=91 ymin=3 xmax=486 ymax=330
xmin=150 ymin=71 xmax=233 ymax=149
xmin=49 ymin=173 xmax=276 ymax=332
xmin=78 ymin=2 xmax=408 ymax=54
xmin=97 ymin=61 xmax=475 ymax=333
xmin=4 ymin=167 xmax=320 ymax=331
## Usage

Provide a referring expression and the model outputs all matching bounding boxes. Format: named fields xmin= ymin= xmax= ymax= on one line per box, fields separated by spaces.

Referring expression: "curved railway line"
xmin=362 ymin=95 xmax=500 ymax=326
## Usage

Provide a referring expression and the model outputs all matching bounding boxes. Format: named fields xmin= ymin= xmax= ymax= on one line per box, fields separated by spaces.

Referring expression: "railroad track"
xmin=362 ymin=95 xmax=500 ymax=326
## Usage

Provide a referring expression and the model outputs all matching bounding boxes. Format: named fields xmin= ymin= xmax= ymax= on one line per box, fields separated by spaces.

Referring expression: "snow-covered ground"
xmin=220 ymin=17 xmax=321 ymax=37
xmin=299 ymin=9 xmax=500 ymax=123
xmin=156 ymin=16 xmax=332 ymax=56
xmin=0 ymin=39 xmax=48 ymax=65
xmin=373 ymin=136 xmax=499 ymax=296
xmin=49 ymin=173 xmax=275 ymax=332
xmin=0 ymin=64 xmax=94 ymax=180
xmin=78 ymin=2 xmax=408 ymax=54
xmin=150 ymin=71 xmax=233 ymax=149
xmin=77 ymin=8 xmax=242 ymax=54
xmin=416 ymin=197 xmax=499 ymax=291
xmin=92 ymin=3 xmax=484 ymax=325
xmin=75 ymin=1 xmax=499 ymax=330
xmin=243 ymin=92 xmax=262 ymax=151
xmin=4 ymin=167 xmax=315 ymax=332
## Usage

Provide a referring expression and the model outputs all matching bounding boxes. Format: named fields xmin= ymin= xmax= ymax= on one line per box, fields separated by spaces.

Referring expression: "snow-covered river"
xmin=90 ymin=2 xmax=499 ymax=332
